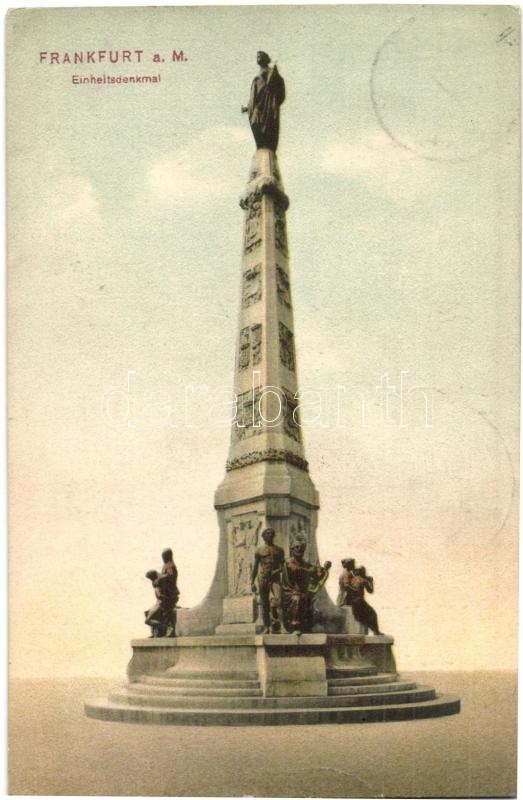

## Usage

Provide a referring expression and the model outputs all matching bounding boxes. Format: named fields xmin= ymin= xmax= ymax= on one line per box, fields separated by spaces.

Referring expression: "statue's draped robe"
xmin=144 ymin=583 xmax=164 ymax=634
xmin=248 ymin=66 xmax=285 ymax=151
xmin=282 ymin=558 xmax=329 ymax=633
xmin=337 ymin=569 xmax=380 ymax=634
xmin=160 ymin=560 xmax=180 ymax=636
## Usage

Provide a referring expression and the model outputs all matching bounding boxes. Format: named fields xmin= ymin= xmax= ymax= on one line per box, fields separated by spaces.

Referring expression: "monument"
xmin=85 ymin=53 xmax=460 ymax=725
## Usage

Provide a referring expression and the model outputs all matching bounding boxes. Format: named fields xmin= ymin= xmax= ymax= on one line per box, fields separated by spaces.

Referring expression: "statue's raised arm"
xmin=242 ymin=51 xmax=285 ymax=152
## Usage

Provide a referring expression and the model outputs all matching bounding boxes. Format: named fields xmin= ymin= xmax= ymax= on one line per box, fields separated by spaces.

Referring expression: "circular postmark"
xmin=370 ymin=9 xmax=518 ymax=162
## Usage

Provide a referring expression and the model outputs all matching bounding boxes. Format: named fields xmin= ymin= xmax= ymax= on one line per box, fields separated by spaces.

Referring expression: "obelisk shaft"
xmin=178 ymin=150 xmax=343 ymax=635
xmin=211 ymin=149 xmax=325 ymax=633
xmin=226 ymin=149 xmax=307 ymax=472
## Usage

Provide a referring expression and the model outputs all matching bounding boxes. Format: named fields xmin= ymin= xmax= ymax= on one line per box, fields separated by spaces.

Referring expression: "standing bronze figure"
xmin=242 ymin=51 xmax=285 ymax=152
xmin=251 ymin=528 xmax=284 ymax=633
xmin=160 ymin=548 xmax=179 ymax=638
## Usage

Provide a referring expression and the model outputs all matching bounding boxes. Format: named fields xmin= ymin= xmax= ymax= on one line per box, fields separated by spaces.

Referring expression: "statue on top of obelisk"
xmin=242 ymin=51 xmax=285 ymax=151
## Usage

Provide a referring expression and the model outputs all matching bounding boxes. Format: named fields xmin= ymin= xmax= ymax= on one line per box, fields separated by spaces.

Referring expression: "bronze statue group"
xmin=145 ymin=533 xmax=382 ymax=638
xmin=144 ymin=548 xmax=179 ymax=638
xmin=251 ymin=529 xmax=330 ymax=634
xmin=250 ymin=529 xmax=383 ymax=635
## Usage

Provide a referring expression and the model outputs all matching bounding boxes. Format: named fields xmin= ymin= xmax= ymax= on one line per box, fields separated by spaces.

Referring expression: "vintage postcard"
xmin=7 ymin=4 xmax=519 ymax=797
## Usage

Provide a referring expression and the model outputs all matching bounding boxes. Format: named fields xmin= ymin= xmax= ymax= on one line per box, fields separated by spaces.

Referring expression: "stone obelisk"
xmin=213 ymin=147 xmax=325 ymax=633
xmin=176 ymin=51 xmax=344 ymax=637
xmin=85 ymin=54 xmax=460 ymax=724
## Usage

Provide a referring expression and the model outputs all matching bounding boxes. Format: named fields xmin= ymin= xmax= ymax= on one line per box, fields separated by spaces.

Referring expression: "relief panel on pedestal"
xmin=226 ymin=513 xmax=263 ymax=596
xmin=289 ymin=514 xmax=311 ymax=548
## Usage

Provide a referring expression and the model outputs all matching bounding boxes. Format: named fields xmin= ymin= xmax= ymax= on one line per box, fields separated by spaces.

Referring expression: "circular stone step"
xmin=125 ymin=679 xmax=417 ymax=701
xmin=142 ymin=676 xmax=261 ymax=689
xmin=327 ymin=672 xmax=398 ymax=687
xmin=163 ymin=669 xmax=259 ymax=681
xmin=327 ymin=665 xmax=378 ymax=677
xmin=126 ymin=685 xmax=264 ymax=697
xmin=327 ymin=679 xmax=417 ymax=695
xmin=108 ymin=685 xmax=435 ymax=710
xmin=85 ymin=694 xmax=461 ymax=725
xmin=126 ymin=681 xmax=261 ymax=697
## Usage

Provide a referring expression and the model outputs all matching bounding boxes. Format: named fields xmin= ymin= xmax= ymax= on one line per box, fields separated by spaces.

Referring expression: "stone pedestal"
xmin=124 ymin=632 xmax=397 ymax=708
xmin=85 ymin=633 xmax=460 ymax=725
xmin=126 ymin=634 xmax=397 ymax=687
xmin=342 ymin=606 xmax=368 ymax=634
xmin=257 ymin=634 xmax=328 ymax=697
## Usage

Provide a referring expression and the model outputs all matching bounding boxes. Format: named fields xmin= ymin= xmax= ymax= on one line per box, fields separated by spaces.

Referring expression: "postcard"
xmin=7 ymin=5 xmax=519 ymax=797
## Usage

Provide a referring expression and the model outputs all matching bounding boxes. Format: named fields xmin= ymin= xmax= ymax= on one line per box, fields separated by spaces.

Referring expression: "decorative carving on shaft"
xmin=279 ymin=321 xmax=296 ymax=372
xmin=233 ymin=388 xmax=263 ymax=440
xmin=226 ymin=448 xmax=309 ymax=472
xmin=276 ymin=265 xmax=292 ymax=309
xmin=283 ymin=387 xmax=302 ymax=443
xmin=243 ymin=197 xmax=262 ymax=254
xmin=251 ymin=324 xmax=262 ymax=365
xmin=238 ymin=324 xmax=262 ymax=371
xmin=274 ymin=207 xmax=288 ymax=254
xmin=239 ymin=327 xmax=250 ymax=371
xmin=232 ymin=385 xmax=301 ymax=443
xmin=242 ymin=264 xmax=262 ymax=307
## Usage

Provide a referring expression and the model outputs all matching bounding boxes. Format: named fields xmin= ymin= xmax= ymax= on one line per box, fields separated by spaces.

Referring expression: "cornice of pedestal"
xmin=214 ymin=457 xmax=320 ymax=510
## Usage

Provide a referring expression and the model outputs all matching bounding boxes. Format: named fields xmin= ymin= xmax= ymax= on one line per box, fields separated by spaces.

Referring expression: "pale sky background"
xmin=7 ymin=5 xmax=520 ymax=677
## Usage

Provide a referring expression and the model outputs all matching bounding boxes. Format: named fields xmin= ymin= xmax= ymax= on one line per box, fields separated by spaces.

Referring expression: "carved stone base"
xmin=341 ymin=606 xmax=368 ymax=635
xmin=257 ymin=634 xmax=328 ymax=697
xmin=124 ymin=633 xmax=395 ymax=684
xmin=215 ymin=622 xmax=264 ymax=635
xmin=326 ymin=634 xmax=397 ymax=675
xmin=85 ymin=632 xmax=460 ymax=725
xmin=221 ymin=595 xmax=257 ymax=625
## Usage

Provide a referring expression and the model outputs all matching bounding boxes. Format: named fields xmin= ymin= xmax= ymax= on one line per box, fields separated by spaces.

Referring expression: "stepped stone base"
xmin=85 ymin=634 xmax=460 ymax=725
